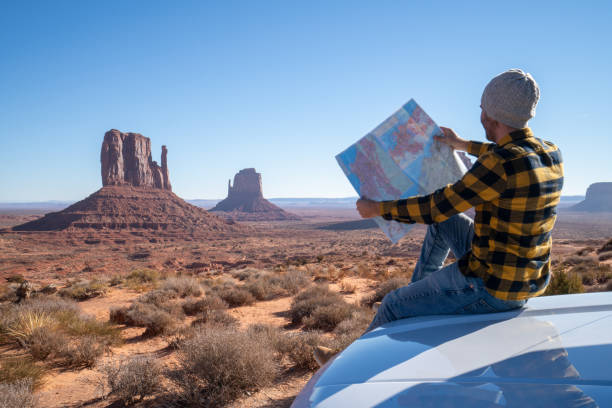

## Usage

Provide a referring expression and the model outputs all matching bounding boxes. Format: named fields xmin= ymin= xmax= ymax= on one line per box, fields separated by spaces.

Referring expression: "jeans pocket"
xmin=458 ymin=297 xmax=498 ymax=314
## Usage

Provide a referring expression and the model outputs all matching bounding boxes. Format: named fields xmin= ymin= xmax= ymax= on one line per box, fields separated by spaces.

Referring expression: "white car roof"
xmin=292 ymin=292 xmax=612 ymax=407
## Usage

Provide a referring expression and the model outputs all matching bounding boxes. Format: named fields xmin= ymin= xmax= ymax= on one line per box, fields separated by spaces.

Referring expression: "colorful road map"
xmin=336 ymin=99 xmax=469 ymax=243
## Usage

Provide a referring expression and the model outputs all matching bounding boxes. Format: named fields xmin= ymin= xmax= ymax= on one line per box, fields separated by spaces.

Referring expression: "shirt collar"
xmin=497 ymin=127 xmax=533 ymax=147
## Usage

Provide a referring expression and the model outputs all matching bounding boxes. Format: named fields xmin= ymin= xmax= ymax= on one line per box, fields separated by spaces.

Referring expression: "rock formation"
xmin=101 ymin=129 xmax=171 ymax=190
xmin=210 ymin=168 xmax=300 ymax=221
xmin=13 ymin=130 xmax=242 ymax=234
xmin=570 ymin=182 xmax=612 ymax=212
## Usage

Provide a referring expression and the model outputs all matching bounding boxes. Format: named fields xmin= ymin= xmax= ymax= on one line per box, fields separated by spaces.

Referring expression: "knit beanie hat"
xmin=481 ymin=69 xmax=540 ymax=129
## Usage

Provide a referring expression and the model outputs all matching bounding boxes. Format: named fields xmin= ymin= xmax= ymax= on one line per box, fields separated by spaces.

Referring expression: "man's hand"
xmin=435 ymin=127 xmax=469 ymax=151
xmin=356 ymin=198 xmax=380 ymax=218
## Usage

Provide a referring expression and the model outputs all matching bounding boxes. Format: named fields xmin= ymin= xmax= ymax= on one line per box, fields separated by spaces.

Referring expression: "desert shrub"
xmin=26 ymin=327 xmax=68 ymax=361
xmin=216 ymin=286 xmax=255 ymax=307
xmin=2 ymin=310 xmax=55 ymax=347
xmin=0 ymin=379 xmax=38 ymax=408
xmin=303 ymin=303 xmax=353 ymax=331
xmin=59 ymin=279 xmax=107 ymax=301
xmin=362 ymin=277 xmax=410 ymax=307
xmin=6 ymin=274 xmax=26 ymax=283
xmin=109 ymin=303 xmax=175 ymax=336
xmin=231 ymin=268 xmax=255 ymax=281
xmin=545 ymin=269 xmax=584 ymax=295
xmin=161 ymin=276 xmax=202 ymax=298
xmin=108 ymin=275 xmax=124 ymax=287
xmin=309 ymin=264 xmax=345 ymax=282
xmin=101 ymin=356 xmax=162 ymax=405
xmin=136 ymin=289 xmax=178 ymax=306
xmin=182 ymin=294 xmax=227 ymax=316
xmin=125 ymin=269 xmax=160 ymax=291
xmin=191 ymin=309 xmax=238 ymax=328
xmin=340 ymin=280 xmax=357 ymax=293
xmin=278 ymin=269 xmax=311 ymax=294
xmin=0 ymin=284 xmax=16 ymax=302
xmin=244 ymin=275 xmax=286 ymax=301
xmin=0 ymin=358 xmax=45 ymax=389
xmin=175 ymin=326 xmax=276 ymax=407
xmin=332 ymin=308 xmax=374 ymax=351
xmin=598 ymin=239 xmax=612 ymax=254
xmin=282 ymin=331 xmax=327 ymax=371
xmin=57 ymin=335 xmax=106 ymax=368
xmin=599 ymin=251 xmax=612 ymax=262
xmin=562 ymin=255 xmax=598 ymax=268
xmin=289 ymin=284 xmax=345 ymax=325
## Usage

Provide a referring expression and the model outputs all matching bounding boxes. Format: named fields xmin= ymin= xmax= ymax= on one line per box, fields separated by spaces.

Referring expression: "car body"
xmin=292 ymin=292 xmax=612 ymax=407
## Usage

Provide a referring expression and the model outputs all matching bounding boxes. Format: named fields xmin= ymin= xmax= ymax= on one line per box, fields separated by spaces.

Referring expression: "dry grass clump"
xmin=289 ymin=284 xmax=347 ymax=328
xmin=244 ymin=272 xmax=288 ymax=301
xmin=182 ymin=294 xmax=227 ymax=316
xmin=361 ymin=277 xmax=410 ymax=307
xmin=0 ymin=379 xmax=38 ymax=408
xmin=598 ymin=239 xmax=612 ymax=254
xmin=191 ymin=309 xmax=238 ymax=328
xmin=109 ymin=302 xmax=177 ymax=337
xmin=545 ymin=268 xmax=584 ymax=295
xmin=136 ymin=289 xmax=178 ymax=306
xmin=5 ymin=274 xmax=26 ymax=283
xmin=332 ymin=308 xmax=374 ymax=351
xmin=59 ymin=279 xmax=107 ymax=301
xmin=303 ymin=303 xmax=353 ymax=331
xmin=599 ymin=251 xmax=612 ymax=262
xmin=174 ymin=325 xmax=277 ymax=407
xmin=0 ymin=358 xmax=45 ymax=389
xmin=101 ymin=356 xmax=162 ymax=406
xmin=125 ymin=269 xmax=160 ymax=291
xmin=339 ymin=279 xmax=357 ymax=293
xmin=280 ymin=331 xmax=327 ymax=371
xmin=0 ymin=283 xmax=17 ymax=302
xmin=1 ymin=297 xmax=120 ymax=366
xmin=214 ymin=285 xmax=255 ymax=307
xmin=580 ymin=264 xmax=612 ymax=286
xmin=308 ymin=264 xmax=345 ymax=282
xmin=161 ymin=276 xmax=202 ymax=298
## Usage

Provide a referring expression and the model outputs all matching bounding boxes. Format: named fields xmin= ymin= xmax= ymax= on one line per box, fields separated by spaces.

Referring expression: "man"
xmin=314 ymin=69 xmax=564 ymax=366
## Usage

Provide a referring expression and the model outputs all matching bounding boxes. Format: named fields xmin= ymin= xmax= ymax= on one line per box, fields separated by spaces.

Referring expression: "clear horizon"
xmin=2 ymin=1 xmax=611 ymax=201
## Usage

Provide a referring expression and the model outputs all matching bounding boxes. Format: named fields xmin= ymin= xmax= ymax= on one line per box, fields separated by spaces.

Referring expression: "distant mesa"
xmin=569 ymin=182 xmax=612 ymax=212
xmin=210 ymin=168 xmax=300 ymax=221
xmin=13 ymin=130 xmax=242 ymax=234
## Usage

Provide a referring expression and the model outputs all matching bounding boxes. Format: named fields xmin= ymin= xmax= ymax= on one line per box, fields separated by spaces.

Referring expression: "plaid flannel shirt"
xmin=379 ymin=128 xmax=564 ymax=300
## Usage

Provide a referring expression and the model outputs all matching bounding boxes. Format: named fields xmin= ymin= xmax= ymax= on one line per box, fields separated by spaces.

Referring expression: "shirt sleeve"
xmin=467 ymin=141 xmax=495 ymax=157
xmin=379 ymin=151 xmax=507 ymax=224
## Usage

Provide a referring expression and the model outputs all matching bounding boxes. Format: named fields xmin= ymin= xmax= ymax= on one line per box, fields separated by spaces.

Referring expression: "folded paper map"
xmin=336 ymin=99 xmax=469 ymax=243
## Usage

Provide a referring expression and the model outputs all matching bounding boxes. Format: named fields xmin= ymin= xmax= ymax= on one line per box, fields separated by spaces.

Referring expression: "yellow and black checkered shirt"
xmin=379 ymin=128 xmax=563 ymax=300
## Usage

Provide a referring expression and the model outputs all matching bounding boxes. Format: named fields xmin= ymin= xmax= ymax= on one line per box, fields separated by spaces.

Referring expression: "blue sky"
xmin=1 ymin=0 xmax=610 ymax=201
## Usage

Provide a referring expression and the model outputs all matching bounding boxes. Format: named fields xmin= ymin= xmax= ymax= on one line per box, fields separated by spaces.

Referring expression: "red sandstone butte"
xmin=210 ymin=168 xmax=300 ymax=221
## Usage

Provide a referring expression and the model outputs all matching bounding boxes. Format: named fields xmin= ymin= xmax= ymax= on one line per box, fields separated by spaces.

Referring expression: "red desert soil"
xmin=1 ymin=207 xmax=612 ymax=407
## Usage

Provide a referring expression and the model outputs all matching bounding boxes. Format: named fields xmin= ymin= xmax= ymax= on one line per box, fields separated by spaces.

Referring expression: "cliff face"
xmin=101 ymin=129 xmax=171 ymax=190
xmin=570 ymin=183 xmax=612 ymax=212
xmin=211 ymin=168 xmax=300 ymax=221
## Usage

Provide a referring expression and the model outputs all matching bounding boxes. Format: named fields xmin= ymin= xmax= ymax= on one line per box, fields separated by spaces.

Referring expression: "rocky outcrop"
xmin=101 ymin=129 xmax=171 ymax=190
xmin=211 ymin=168 xmax=300 ymax=221
xmin=570 ymin=182 xmax=612 ymax=212
xmin=12 ymin=130 xmax=242 ymax=234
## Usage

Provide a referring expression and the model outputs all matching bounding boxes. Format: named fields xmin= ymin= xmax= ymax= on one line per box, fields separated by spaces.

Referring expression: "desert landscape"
xmin=1 ymin=130 xmax=612 ymax=408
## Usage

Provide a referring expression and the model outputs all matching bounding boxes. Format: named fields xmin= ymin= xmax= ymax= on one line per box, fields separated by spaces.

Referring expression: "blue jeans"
xmin=366 ymin=214 xmax=526 ymax=332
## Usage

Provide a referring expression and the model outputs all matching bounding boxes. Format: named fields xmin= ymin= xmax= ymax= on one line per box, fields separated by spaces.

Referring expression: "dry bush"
xmin=0 ymin=379 xmax=38 ymax=408
xmin=303 ymin=303 xmax=353 ymax=331
xmin=545 ymin=269 xmax=584 ymax=295
xmin=562 ymin=255 xmax=598 ymax=268
xmin=244 ymin=274 xmax=286 ymax=301
xmin=332 ymin=308 xmax=374 ymax=351
xmin=289 ymin=284 xmax=346 ymax=325
xmin=309 ymin=264 xmax=345 ymax=282
xmin=282 ymin=331 xmax=327 ymax=371
xmin=362 ymin=277 xmax=410 ymax=307
xmin=191 ymin=309 xmax=238 ymax=328
xmin=26 ymin=328 xmax=67 ymax=361
xmin=598 ymin=239 xmax=612 ymax=254
xmin=125 ymin=269 xmax=160 ymax=291
xmin=0 ymin=283 xmax=17 ymax=302
xmin=58 ymin=279 xmax=107 ymax=301
xmin=0 ymin=358 xmax=45 ymax=389
xmin=6 ymin=274 xmax=26 ymax=283
xmin=580 ymin=264 xmax=612 ymax=286
xmin=215 ymin=286 xmax=255 ymax=307
xmin=109 ymin=302 xmax=176 ymax=336
xmin=101 ymin=356 xmax=162 ymax=405
xmin=574 ymin=247 xmax=594 ymax=257
xmin=599 ymin=251 xmax=612 ymax=262
xmin=231 ymin=268 xmax=256 ymax=281
xmin=57 ymin=335 xmax=106 ymax=368
xmin=182 ymin=294 xmax=227 ymax=316
xmin=340 ymin=280 xmax=357 ymax=293
xmin=278 ymin=269 xmax=311 ymax=294
xmin=108 ymin=275 xmax=124 ymax=287
xmin=136 ymin=289 xmax=178 ymax=306
xmin=174 ymin=326 xmax=277 ymax=407
xmin=161 ymin=276 xmax=202 ymax=298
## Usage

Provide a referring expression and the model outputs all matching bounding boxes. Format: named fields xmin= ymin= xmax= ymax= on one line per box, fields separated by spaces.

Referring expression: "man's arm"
xmin=357 ymin=151 xmax=507 ymax=224
xmin=437 ymin=127 xmax=494 ymax=157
